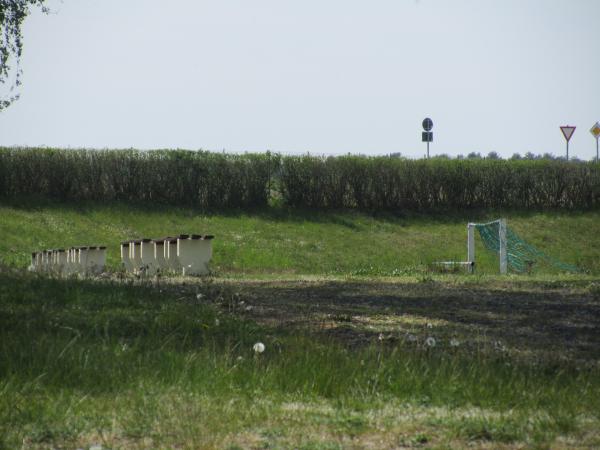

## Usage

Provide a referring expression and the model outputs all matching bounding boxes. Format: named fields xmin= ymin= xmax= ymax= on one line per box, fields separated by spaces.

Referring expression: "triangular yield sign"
xmin=560 ymin=126 xmax=576 ymax=141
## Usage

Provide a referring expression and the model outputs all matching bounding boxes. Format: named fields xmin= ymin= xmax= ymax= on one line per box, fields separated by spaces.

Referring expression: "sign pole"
xmin=566 ymin=141 xmax=569 ymax=161
xmin=422 ymin=118 xmax=433 ymax=159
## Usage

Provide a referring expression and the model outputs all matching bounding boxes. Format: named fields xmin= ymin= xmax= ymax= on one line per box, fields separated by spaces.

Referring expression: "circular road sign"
xmin=422 ymin=118 xmax=433 ymax=131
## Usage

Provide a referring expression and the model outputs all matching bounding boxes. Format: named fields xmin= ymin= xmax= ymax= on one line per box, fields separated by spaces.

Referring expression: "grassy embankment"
xmin=0 ymin=200 xmax=598 ymax=276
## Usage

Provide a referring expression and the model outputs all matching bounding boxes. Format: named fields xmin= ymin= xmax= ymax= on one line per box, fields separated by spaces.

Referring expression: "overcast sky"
xmin=0 ymin=0 xmax=599 ymax=159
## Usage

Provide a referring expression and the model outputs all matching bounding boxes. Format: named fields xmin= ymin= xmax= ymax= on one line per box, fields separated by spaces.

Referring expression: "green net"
xmin=474 ymin=220 xmax=578 ymax=273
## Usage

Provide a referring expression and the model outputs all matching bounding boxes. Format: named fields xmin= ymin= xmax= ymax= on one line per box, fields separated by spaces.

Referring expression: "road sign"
xmin=422 ymin=118 xmax=433 ymax=131
xmin=422 ymin=118 xmax=433 ymax=158
xmin=560 ymin=126 xmax=576 ymax=142
xmin=560 ymin=125 xmax=576 ymax=161
xmin=592 ymin=122 xmax=600 ymax=162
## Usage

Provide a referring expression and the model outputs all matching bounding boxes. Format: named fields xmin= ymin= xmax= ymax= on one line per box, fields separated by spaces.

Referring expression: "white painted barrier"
xmin=86 ymin=246 xmax=107 ymax=275
xmin=129 ymin=241 xmax=143 ymax=273
xmin=41 ymin=250 xmax=51 ymax=271
xmin=30 ymin=245 xmax=105 ymax=276
xmin=29 ymin=252 xmax=38 ymax=271
xmin=77 ymin=247 xmax=90 ymax=273
xmin=153 ymin=239 xmax=169 ymax=274
xmin=139 ymin=239 xmax=156 ymax=275
xmin=177 ymin=234 xmax=214 ymax=276
xmin=35 ymin=251 xmax=43 ymax=269
xmin=164 ymin=237 xmax=181 ymax=273
xmin=54 ymin=249 xmax=68 ymax=274
xmin=121 ymin=242 xmax=133 ymax=272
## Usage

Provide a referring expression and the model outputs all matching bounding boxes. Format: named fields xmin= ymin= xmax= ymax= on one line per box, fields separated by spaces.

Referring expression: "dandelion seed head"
xmin=426 ymin=322 xmax=433 ymax=329
xmin=196 ymin=293 xmax=203 ymax=300
xmin=253 ymin=342 xmax=265 ymax=353
xmin=493 ymin=340 xmax=507 ymax=352
xmin=425 ymin=337 xmax=436 ymax=347
xmin=378 ymin=333 xmax=384 ymax=341
xmin=450 ymin=338 xmax=460 ymax=347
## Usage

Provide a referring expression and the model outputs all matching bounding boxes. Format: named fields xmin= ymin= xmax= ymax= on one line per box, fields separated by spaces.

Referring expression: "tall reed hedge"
xmin=1 ymin=148 xmax=598 ymax=210
xmin=279 ymin=155 xmax=600 ymax=210
xmin=0 ymin=148 xmax=275 ymax=208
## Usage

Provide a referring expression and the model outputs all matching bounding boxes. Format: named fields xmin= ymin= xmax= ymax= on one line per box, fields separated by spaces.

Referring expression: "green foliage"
xmin=0 ymin=1 xmax=49 ymax=109
xmin=2 ymin=148 xmax=599 ymax=211
xmin=279 ymin=155 xmax=600 ymax=210
xmin=0 ymin=148 xmax=277 ymax=208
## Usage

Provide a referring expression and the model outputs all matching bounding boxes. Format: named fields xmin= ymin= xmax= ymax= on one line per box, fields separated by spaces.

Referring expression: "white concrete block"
xmin=164 ymin=238 xmax=181 ymax=273
xmin=139 ymin=239 xmax=156 ymax=275
xmin=121 ymin=242 xmax=134 ymax=273
xmin=86 ymin=246 xmax=106 ymax=275
xmin=177 ymin=234 xmax=214 ymax=276
xmin=153 ymin=239 xmax=169 ymax=274
xmin=67 ymin=248 xmax=81 ymax=275
xmin=53 ymin=249 xmax=68 ymax=274
xmin=129 ymin=241 xmax=143 ymax=273
xmin=78 ymin=247 xmax=90 ymax=273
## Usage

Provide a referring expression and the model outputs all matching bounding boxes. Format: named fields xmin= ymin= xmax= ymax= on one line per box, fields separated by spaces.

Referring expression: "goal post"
xmin=467 ymin=218 xmax=508 ymax=274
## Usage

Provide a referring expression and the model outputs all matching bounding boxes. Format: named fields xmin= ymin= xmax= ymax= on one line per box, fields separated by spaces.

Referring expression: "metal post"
xmin=499 ymin=219 xmax=508 ymax=274
xmin=467 ymin=223 xmax=475 ymax=274
xmin=596 ymin=138 xmax=598 ymax=163
xmin=427 ymin=142 xmax=430 ymax=159
xmin=566 ymin=142 xmax=569 ymax=161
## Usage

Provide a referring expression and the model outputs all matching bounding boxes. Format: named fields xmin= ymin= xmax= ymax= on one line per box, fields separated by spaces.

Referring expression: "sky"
xmin=0 ymin=0 xmax=599 ymax=159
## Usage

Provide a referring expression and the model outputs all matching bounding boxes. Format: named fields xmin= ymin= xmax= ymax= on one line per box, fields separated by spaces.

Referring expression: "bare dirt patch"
xmin=204 ymin=278 xmax=600 ymax=363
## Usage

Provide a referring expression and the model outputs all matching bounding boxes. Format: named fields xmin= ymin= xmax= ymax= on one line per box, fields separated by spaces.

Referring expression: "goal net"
xmin=468 ymin=219 xmax=578 ymax=274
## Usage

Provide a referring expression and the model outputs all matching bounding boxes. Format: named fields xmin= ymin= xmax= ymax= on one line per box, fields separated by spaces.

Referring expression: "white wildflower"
xmin=493 ymin=340 xmax=507 ymax=352
xmin=214 ymin=318 xmax=220 ymax=326
xmin=450 ymin=338 xmax=460 ymax=347
xmin=253 ymin=342 xmax=265 ymax=353
xmin=196 ymin=293 xmax=203 ymax=300
xmin=378 ymin=333 xmax=384 ymax=341
xmin=425 ymin=337 xmax=436 ymax=347
xmin=426 ymin=322 xmax=433 ymax=329
xmin=245 ymin=305 xmax=253 ymax=311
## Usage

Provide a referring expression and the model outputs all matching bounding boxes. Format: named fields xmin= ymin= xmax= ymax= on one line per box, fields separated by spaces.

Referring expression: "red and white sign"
xmin=590 ymin=122 xmax=600 ymax=140
xmin=560 ymin=126 xmax=576 ymax=142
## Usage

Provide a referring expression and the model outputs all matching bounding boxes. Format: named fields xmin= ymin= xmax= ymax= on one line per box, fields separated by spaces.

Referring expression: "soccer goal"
xmin=466 ymin=219 xmax=578 ymax=274
xmin=467 ymin=219 xmax=508 ymax=274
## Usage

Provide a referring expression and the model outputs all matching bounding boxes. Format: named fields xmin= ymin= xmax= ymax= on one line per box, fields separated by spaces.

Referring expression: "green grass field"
xmin=1 ymin=200 xmax=598 ymax=276
xmin=1 ymin=269 xmax=599 ymax=449
xmin=1 ymin=201 xmax=599 ymax=449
